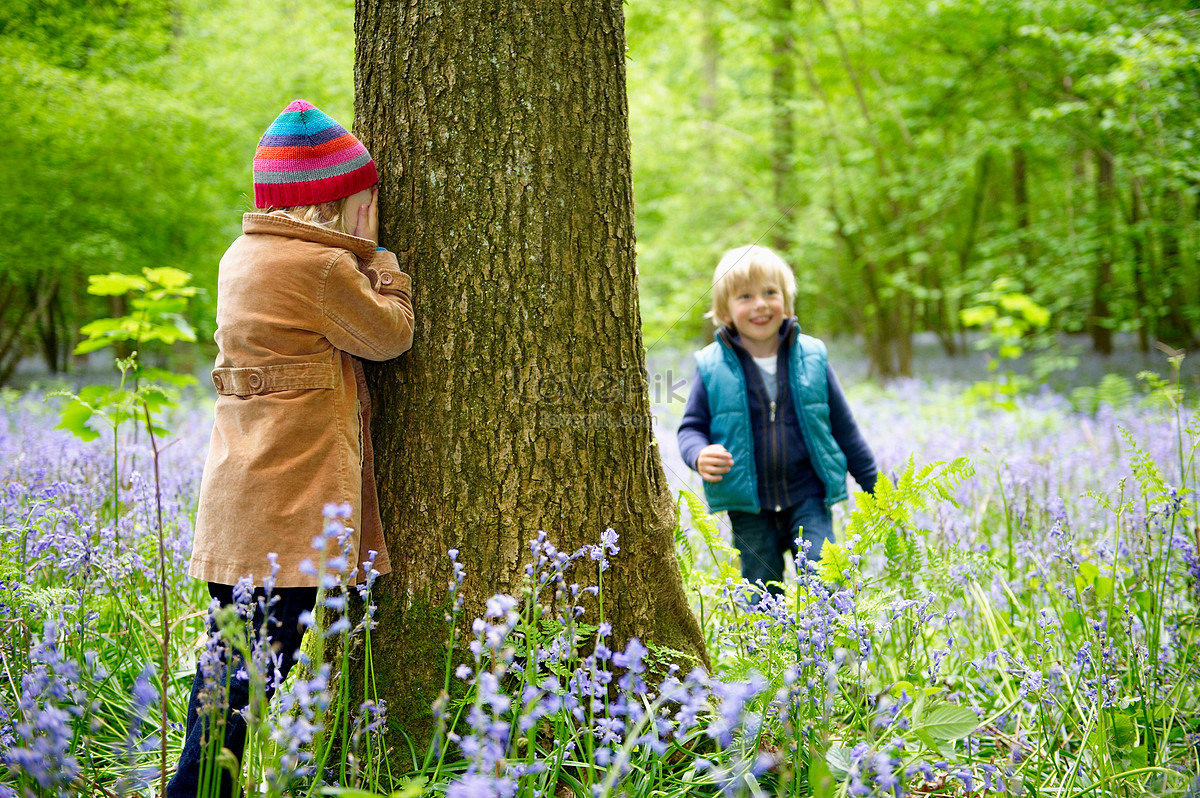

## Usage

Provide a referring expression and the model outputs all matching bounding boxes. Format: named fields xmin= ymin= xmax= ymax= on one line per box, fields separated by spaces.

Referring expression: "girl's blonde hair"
xmin=263 ymin=198 xmax=351 ymax=234
xmin=708 ymin=245 xmax=797 ymax=324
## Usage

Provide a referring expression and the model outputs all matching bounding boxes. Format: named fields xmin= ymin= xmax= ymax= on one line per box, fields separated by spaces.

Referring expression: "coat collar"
xmin=242 ymin=212 xmax=378 ymax=262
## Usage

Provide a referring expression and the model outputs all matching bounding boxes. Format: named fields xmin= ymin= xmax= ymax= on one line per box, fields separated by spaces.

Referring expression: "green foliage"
xmin=959 ymin=277 xmax=1069 ymax=406
xmin=960 ymin=279 xmax=1053 ymax=354
xmin=626 ymin=0 xmax=1200 ymax=371
xmin=913 ymin=705 xmax=979 ymax=744
xmin=4 ymin=0 xmax=1196 ymax=379
xmin=0 ymin=0 xmax=356 ymax=384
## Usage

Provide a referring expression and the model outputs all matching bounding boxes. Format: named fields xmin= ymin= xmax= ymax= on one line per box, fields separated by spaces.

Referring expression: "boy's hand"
xmin=696 ymin=444 xmax=734 ymax=482
xmin=352 ymin=188 xmax=379 ymax=244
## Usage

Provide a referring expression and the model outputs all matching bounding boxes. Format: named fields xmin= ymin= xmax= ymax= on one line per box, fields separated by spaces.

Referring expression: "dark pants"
xmin=167 ymin=583 xmax=317 ymax=798
xmin=728 ymin=496 xmax=833 ymax=596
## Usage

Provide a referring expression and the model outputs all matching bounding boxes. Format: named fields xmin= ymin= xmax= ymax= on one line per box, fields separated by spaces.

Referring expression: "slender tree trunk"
xmin=1159 ymin=187 xmax=1196 ymax=348
xmin=1089 ymin=146 xmax=1114 ymax=355
xmin=1129 ymin=179 xmax=1150 ymax=352
xmin=700 ymin=0 xmax=720 ymax=138
xmin=36 ymin=278 xmax=61 ymax=373
xmin=354 ymin=0 xmax=708 ymax=746
xmin=1012 ymin=83 xmax=1032 ymax=271
xmin=768 ymin=0 xmax=796 ymax=254
xmin=896 ymin=289 xmax=913 ymax=377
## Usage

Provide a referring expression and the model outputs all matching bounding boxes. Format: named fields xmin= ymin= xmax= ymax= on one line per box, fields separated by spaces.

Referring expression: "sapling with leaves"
xmin=54 ymin=267 xmax=199 ymax=523
xmin=959 ymin=277 xmax=1072 ymax=407
xmin=51 ymin=265 xmax=198 ymax=794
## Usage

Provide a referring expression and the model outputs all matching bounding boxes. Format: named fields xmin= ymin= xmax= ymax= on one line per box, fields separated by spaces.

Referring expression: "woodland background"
xmin=1 ymin=0 xmax=1197 ymax=385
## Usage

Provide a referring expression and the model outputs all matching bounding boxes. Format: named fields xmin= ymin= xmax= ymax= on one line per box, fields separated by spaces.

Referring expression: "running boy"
xmin=677 ymin=245 xmax=877 ymax=596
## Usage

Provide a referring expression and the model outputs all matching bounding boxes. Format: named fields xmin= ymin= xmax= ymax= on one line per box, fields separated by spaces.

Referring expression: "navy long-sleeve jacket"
xmin=677 ymin=320 xmax=878 ymax=512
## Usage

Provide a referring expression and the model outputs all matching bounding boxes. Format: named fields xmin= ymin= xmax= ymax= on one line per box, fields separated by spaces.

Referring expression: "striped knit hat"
xmin=253 ymin=99 xmax=378 ymax=208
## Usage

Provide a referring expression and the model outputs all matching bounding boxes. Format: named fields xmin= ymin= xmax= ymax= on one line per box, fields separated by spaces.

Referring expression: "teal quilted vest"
xmin=694 ymin=326 xmax=849 ymax=513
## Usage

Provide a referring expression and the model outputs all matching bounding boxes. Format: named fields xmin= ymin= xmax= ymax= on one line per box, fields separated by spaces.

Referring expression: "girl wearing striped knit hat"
xmin=170 ymin=100 xmax=415 ymax=796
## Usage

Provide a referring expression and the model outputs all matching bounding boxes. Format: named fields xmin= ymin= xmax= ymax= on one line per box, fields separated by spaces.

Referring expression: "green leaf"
xmin=74 ymin=317 xmax=146 ymax=352
xmin=86 ymin=272 xmax=149 ymax=296
xmin=77 ymin=384 xmax=111 ymax=403
xmin=143 ymin=266 xmax=192 ymax=290
xmin=915 ymin=705 xmax=978 ymax=741
xmin=1124 ymin=745 xmax=1148 ymax=770
xmin=1063 ymin=610 xmax=1084 ymax=633
xmin=807 ymin=742 xmax=836 ymax=797
xmin=131 ymin=295 xmax=189 ymax=315
xmin=912 ymin=685 xmax=927 ymax=725
xmin=914 ymin=728 xmax=939 ymax=752
xmin=140 ymin=368 xmax=196 ymax=388
xmin=960 ymin=305 xmax=997 ymax=327
xmin=1108 ymin=711 xmax=1137 ymax=749
xmin=824 ymin=745 xmax=852 ymax=779
xmin=885 ymin=528 xmax=907 ymax=562
xmin=55 ymin=399 xmax=100 ymax=442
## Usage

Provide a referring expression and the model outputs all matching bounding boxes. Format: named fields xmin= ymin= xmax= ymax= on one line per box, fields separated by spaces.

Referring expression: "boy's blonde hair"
xmin=708 ymin=245 xmax=797 ymax=324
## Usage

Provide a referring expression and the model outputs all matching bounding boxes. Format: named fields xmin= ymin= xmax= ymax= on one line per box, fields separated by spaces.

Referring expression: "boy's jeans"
xmin=728 ymin=496 xmax=833 ymax=597
xmin=167 ymin=582 xmax=317 ymax=798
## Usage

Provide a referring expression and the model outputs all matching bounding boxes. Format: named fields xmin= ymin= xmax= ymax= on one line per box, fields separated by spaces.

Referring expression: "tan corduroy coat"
xmin=190 ymin=213 xmax=414 ymax=588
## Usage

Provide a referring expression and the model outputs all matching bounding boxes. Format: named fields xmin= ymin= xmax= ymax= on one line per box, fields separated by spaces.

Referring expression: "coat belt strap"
xmin=211 ymin=361 xmax=337 ymax=396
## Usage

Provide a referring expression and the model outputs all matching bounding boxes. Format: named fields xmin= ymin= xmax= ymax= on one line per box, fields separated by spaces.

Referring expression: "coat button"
xmin=380 ymin=272 xmax=393 ymax=285
xmin=248 ymin=372 xmax=263 ymax=390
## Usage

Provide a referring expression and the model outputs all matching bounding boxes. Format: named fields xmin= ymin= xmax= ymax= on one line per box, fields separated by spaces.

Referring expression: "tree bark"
xmin=353 ymin=0 xmax=708 ymax=746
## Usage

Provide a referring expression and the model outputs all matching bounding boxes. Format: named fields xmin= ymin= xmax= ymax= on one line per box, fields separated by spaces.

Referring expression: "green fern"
xmin=885 ymin=527 xmax=909 ymax=564
xmin=678 ymin=489 xmax=741 ymax=584
xmin=673 ymin=496 xmax=696 ymax=586
xmin=1121 ymin=427 xmax=1169 ymax=506
xmin=819 ymin=542 xmax=852 ymax=583
xmin=18 ymin=586 xmax=76 ymax=614
xmin=844 ymin=457 xmax=975 ymax=554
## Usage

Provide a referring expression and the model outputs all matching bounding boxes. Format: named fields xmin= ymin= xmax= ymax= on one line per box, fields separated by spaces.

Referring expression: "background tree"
xmin=352 ymin=0 xmax=709 ymax=740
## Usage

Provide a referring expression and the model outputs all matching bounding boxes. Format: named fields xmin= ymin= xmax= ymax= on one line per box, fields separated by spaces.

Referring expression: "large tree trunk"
xmin=353 ymin=0 xmax=708 ymax=745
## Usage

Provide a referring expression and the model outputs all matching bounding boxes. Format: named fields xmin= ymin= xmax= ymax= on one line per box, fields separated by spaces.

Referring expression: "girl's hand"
xmin=697 ymin=444 xmax=734 ymax=482
xmin=352 ymin=188 xmax=379 ymax=244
